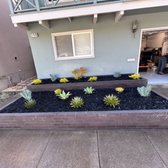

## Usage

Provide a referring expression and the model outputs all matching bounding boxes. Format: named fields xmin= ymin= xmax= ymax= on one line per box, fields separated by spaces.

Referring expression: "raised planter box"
xmin=27 ymin=78 xmax=148 ymax=92
xmin=0 ymin=110 xmax=168 ymax=129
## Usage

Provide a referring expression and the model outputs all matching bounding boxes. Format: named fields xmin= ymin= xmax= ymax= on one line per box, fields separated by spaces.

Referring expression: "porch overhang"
xmin=10 ymin=0 xmax=168 ymax=25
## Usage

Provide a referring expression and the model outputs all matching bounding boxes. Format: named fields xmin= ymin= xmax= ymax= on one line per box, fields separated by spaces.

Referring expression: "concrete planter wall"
xmin=27 ymin=78 xmax=148 ymax=92
xmin=0 ymin=110 xmax=168 ymax=129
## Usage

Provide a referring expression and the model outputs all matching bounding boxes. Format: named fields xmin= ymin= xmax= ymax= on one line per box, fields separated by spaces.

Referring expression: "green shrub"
xmin=137 ymin=85 xmax=152 ymax=97
xmin=70 ymin=97 xmax=84 ymax=108
xmin=103 ymin=94 xmax=120 ymax=108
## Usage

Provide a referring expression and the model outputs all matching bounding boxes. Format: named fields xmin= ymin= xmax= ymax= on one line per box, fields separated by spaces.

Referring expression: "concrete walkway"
xmin=152 ymin=84 xmax=168 ymax=98
xmin=0 ymin=129 xmax=168 ymax=168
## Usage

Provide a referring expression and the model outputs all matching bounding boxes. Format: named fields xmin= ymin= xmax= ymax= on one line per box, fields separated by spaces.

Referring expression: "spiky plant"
xmin=103 ymin=94 xmax=120 ymax=108
xmin=20 ymin=89 xmax=36 ymax=109
xmin=70 ymin=97 xmax=84 ymax=108
xmin=57 ymin=90 xmax=71 ymax=100
xmin=84 ymin=87 xmax=95 ymax=94
xmin=24 ymin=99 xmax=36 ymax=109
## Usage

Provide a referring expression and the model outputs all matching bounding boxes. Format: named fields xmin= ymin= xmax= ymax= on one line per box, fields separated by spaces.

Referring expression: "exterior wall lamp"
xmin=30 ymin=33 xmax=39 ymax=38
xmin=132 ymin=20 xmax=139 ymax=38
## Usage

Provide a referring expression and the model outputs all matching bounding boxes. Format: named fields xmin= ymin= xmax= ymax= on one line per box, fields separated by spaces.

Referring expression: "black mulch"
xmin=0 ymin=88 xmax=168 ymax=113
xmin=38 ymin=74 xmax=137 ymax=85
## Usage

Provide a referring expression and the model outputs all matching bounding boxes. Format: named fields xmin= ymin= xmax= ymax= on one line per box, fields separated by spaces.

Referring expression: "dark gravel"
xmin=38 ymin=74 xmax=136 ymax=85
xmin=0 ymin=88 xmax=168 ymax=113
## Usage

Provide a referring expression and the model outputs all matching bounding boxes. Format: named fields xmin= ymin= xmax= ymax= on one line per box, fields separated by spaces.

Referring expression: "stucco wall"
xmin=0 ymin=0 xmax=36 ymax=90
xmin=28 ymin=12 xmax=168 ymax=79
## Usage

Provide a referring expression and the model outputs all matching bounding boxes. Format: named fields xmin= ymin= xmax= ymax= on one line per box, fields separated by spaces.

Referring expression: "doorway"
xmin=138 ymin=27 xmax=168 ymax=84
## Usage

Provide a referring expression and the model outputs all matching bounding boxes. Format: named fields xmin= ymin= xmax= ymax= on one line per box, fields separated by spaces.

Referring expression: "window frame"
xmin=51 ymin=29 xmax=95 ymax=61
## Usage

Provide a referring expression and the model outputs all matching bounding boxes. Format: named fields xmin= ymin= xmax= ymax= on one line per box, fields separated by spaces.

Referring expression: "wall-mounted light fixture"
xmin=132 ymin=20 xmax=139 ymax=38
xmin=30 ymin=33 xmax=39 ymax=38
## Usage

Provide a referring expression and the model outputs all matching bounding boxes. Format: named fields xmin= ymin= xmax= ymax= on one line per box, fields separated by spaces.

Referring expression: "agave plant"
xmin=57 ymin=90 xmax=71 ymax=100
xmin=50 ymin=74 xmax=57 ymax=82
xmin=20 ymin=89 xmax=36 ymax=109
xmin=83 ymin=87 xmax=95 ymax=94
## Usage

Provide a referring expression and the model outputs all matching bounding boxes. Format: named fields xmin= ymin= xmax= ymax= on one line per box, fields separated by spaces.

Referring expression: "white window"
xmin=51 ymin=29 xmax=94 ymax=61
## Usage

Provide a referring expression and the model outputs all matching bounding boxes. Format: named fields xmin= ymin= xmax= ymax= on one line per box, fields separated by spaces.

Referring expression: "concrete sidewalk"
xmin=0 ymin=129 xmax=168 ymax=168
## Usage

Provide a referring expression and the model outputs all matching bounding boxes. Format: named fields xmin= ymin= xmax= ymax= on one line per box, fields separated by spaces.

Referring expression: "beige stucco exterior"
xmin=0 ymin=0 xmax=36 ymax=90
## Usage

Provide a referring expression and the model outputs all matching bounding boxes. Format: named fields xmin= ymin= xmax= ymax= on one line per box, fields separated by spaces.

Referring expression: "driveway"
xmin=0 ymin=129 xmax=168 ymax=168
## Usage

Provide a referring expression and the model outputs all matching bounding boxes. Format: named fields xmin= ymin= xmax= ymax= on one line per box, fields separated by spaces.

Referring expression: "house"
xmin=8 ymin=0 xmax=168 ymax=79
xmin=0 ymin=0 xmax=36 ymax=90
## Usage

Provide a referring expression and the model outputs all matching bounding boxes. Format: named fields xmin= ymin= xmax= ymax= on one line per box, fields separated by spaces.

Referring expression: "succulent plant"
xmin=113 ymin=72 xmax=121 ymax=78
xmin=20 ymin=89 xmax=36 ymax=109
xmin=32 ymin=79 xmax=42 ymax=85
xmin=57 ymin=90 xmax=71 ymax=100
xmin=59 ymin=78 xmax=69 ymax=83
xmin=54 ymin=89 xmax=62 ymax=95
xmin=70 ymin=97 xmax=84 ymax=108
xmin=115 ymin=87 xmax=124 ymax=93
xmin=88 ymin=76 xmax=97 ymax=82
xmin=50 ymin=74 xmax=57 ymax=82
xmin=20 ymin=89 xmax=32 ymax=101
xmin=24 ymin=99 xmax=36 ymax=109
xmin=103 ymin=94 xmax=120 ymax=108
xmin=83 ymin=87 xmax=95 ymax=94
xmin=137 ymin=85 xmax=152 ymax=97
xmin=129 ymin=73 xmax=141 ymax=80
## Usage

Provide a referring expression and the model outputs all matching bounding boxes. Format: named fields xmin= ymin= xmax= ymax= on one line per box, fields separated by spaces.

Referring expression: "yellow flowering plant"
xmin=59 ymin=78 xmax=69 ymax=83
xmin=115 ymin=87 xmax=124 ymax=93
xmin=129 ymin=73 xmax=141 ymax=80
xmin=32 ymin=79 xmax=42 ymax=85
xmin=54 ymin=89 xmax=62 ymax=95
xmin=88 ymin=76 xmax=97 ymax=82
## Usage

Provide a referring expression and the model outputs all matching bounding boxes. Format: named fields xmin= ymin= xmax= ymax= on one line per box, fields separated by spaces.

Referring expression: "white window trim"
xmin=51 ymin=29 xmax=95 ymax=61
